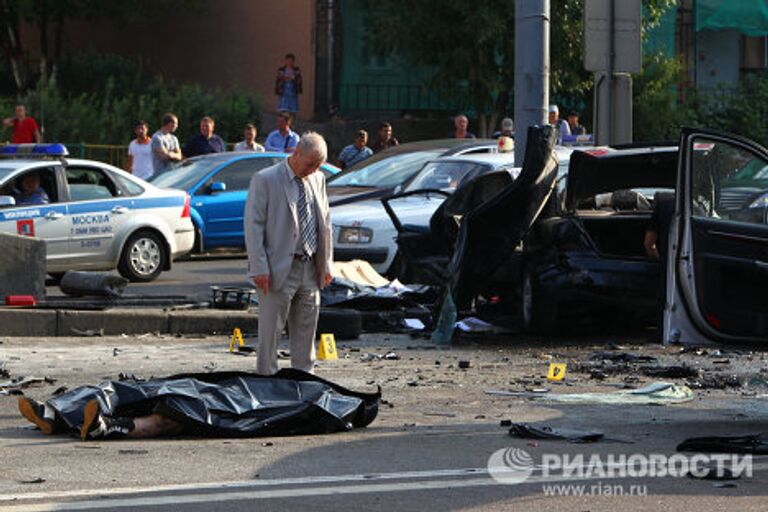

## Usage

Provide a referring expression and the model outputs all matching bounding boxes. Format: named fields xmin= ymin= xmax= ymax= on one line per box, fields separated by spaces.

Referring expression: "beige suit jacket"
xmin=244 ymin=159 xmax=333 ymax=290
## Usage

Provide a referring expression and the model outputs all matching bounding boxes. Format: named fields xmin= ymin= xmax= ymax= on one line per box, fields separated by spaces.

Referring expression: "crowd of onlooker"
xmin=3 ymin=97 xmax=585 ymax=182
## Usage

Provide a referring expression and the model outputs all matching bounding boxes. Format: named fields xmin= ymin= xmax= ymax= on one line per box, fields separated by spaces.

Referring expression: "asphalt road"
xmin=3 ymin=334 xmax=768 ymax=511
xmin=46 ymin=255 xmax=252 ymax=303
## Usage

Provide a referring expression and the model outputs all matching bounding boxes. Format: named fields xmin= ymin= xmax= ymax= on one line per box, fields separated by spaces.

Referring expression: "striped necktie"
xmin=294 ymin=176 xmax=318 ymax=256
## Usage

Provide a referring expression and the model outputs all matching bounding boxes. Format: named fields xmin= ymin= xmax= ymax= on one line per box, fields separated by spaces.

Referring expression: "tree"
xmin=0 ymin=0 xmax=204 ymax=93
xmin=361 ymin=0 xmax=676 ymax=136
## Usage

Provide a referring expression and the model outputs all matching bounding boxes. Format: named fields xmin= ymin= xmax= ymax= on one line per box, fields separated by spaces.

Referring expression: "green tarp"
xmin=697 ymin=0 xmax=768 ymax=37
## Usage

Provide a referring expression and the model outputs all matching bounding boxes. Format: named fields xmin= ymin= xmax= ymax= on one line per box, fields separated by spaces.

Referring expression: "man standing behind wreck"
xmin=244 ymin=132 xmax=333 ymax=375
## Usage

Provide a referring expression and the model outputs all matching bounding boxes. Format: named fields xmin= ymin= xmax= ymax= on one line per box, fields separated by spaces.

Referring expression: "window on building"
xmin=740 ymin=35 xmax=767 ymax=73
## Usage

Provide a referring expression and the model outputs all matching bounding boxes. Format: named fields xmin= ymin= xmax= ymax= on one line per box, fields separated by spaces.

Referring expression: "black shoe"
xmin=80 ymin=400 xmax=134 ymax=441
xmin=18 ymin=397 xmax=55 ymax=434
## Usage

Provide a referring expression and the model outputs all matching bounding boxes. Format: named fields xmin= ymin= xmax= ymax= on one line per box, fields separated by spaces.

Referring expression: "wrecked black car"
xmin=519 ymin=145 xmax=678 ymax=333
xmin=391 ymin=126 xmax=768 ymax=343
xmin=391 ymin=126 xmax=676 ymax=334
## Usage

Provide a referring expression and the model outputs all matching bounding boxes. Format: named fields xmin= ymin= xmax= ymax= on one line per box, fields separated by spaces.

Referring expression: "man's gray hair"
xmin=296 ymin=131 xmax=328 ymax=161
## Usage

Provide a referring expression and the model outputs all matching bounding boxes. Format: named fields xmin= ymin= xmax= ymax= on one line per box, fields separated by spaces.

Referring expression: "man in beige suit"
xmin=244 ymin=132 xmax=333 ymax=375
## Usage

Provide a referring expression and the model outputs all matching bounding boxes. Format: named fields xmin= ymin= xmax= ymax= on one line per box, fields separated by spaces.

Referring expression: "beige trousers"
xmin=256 ymin=258 xmax=319 ymax=375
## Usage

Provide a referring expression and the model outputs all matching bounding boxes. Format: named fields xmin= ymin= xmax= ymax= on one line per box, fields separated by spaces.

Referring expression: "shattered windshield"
xmin=405 ymin=161 xmax=490 ymax=192
xmin=328 ymin=150 xmax=443 ymax=188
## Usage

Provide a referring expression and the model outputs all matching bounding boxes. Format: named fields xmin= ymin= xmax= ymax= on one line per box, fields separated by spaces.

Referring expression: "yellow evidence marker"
xmin=547 ymin=363 xmax=567 ymax=381
xmin=317 ymin=333 xmax=338 ymax=360
xmin=229 ymin=327 xmax=245 ymax=353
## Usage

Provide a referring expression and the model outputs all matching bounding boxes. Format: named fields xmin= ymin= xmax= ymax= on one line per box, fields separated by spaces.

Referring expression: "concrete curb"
xmin=0 ymin=308 xmax=259 ymax=337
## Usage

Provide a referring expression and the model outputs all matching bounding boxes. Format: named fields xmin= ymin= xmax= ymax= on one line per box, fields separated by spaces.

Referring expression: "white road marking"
xmin=0 ymin=468 xmax=489 ymax=503
xmin=0 ymin=478 xmax=500 ymax=512
xmin=3 ymin=459 xmax=766 ymax=511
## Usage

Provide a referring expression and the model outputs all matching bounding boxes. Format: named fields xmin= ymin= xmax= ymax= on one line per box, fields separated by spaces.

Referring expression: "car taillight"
xmin=181 ymin=194 xmax=191 ymax=218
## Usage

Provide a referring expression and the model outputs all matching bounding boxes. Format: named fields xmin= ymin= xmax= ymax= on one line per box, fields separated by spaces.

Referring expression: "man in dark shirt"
xmin=644 ymin=192 xmax=675 ymax=335
xmin=184 ymin=116 xmax=226 ymax=157
xmin=374 ymin=122 xmax=399 ymax=153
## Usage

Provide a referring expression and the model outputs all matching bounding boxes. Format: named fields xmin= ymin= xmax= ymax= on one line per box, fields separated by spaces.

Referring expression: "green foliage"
xmin=56 ymin=51 xmax=149 ymax=98
xmin=689 ymin=72 xmax=768 ymax=147
xmin=633 ymin=52 xmax=690 ymax=141
xmin=3 ymin=78 xmax=261 ymax=145
xmin=361 ymin=0 xmax=678 ymax=132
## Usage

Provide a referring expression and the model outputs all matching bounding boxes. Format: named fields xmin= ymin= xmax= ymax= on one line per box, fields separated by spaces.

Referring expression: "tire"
xmin=47 ymin=272 xmax=66 ymax=285
xmin=521 ymin=270 xmax=558 ymax=336
xmin=317 ymin=307 xmax=362 ymax=340
xmin=118 ymin=230 xmax=167 ymax=283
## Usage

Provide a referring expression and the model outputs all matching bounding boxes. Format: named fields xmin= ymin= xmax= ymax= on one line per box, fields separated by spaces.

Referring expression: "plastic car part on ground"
xmin=35 ymin=369 xmax=379 ymax=439
xmin=508 ymin=423 xmax=604 ymax=443
xmin=486 ymin=381 xmax=694 ymax=405
xmin=677 ymin=435 xmax=768 ymax=455
xmin=59 ymin=271 xmax=129 ymax=298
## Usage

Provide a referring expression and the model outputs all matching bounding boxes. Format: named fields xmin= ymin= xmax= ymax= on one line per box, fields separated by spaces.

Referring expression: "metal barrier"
xmin=64 ymin=142 xmax=240 ymax=169
xmin=339 ymin=83 xmax=459 ymax=112
xmin=64 ymin=143 xmax=129 ymax=169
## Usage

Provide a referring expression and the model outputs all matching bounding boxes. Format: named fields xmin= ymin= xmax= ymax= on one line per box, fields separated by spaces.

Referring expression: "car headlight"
xmin=337 ymin=226 xmax=373 ymax=244
xmin=748 ymin=193 xmax=768 ymax=209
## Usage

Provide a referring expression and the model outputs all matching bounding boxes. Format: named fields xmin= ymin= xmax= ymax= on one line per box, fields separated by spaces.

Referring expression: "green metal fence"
xmin=64 ymin=142 xmax=240 ymax=169
xmin=65 ymin=143 xmax=129 ymax=169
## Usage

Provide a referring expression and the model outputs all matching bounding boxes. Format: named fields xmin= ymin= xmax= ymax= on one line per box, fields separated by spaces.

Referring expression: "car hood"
xmin=565 ymin=148 xmax=678 ymax=210
xmin=328 ymin=186 xmax=390 ymax=206
xmin=446 ymin=125 xmax=559 ymax=306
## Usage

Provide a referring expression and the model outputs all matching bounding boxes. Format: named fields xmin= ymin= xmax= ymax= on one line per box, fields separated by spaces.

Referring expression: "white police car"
xmin=0 ymin=144 xmax=194 ymax=282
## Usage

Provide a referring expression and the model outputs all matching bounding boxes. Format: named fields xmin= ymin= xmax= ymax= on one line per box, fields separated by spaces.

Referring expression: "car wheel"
xmin=522 ymin=271 xmax=558 ymax=335
xmin=317 ymin=307 xmax=362 ymax=340
xmin=118 ymin=230 xmax=166 ymax=283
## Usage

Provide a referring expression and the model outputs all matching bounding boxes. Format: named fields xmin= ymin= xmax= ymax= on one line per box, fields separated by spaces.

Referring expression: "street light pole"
xmin=514 ymin=0 xmax=550 ymax=165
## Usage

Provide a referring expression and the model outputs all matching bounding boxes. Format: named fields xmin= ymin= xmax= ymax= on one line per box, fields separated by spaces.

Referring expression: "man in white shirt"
xmin=126 ymin=121 xmax=154 ymax=180
xmin=233 ymin=123 xmax=265 ymax=152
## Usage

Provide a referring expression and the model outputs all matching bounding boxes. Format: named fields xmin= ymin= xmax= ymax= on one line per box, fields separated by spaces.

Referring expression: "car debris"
xmin=486 ymin=382 xmax=694 ymax=405
xmin=677 ymin=434 xmax=768 ymax=455
xmin=59 ymin=271 xmax=128 ymax=298
xmin=508 ymin=423 xmax=604 ymax=443
xmin=1 ymin=375 xmax=54 ymax=395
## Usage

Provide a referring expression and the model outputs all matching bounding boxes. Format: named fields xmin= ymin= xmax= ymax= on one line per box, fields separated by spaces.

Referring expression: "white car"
xmin=0 ymin=144 xmax=194 ymax=282
xmin=332 ymin=153 xmax=520 ymax=275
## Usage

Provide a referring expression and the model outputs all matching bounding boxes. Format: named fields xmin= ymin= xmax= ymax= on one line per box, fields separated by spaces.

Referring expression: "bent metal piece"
xmin=446 ymin=125 xmax=559 ymax=309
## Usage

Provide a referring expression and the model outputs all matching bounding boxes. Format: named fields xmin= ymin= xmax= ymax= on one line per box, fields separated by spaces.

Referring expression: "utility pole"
xmin=514 ymin=0 xmax=550 ymax=165
xmin=585 ymin=0 xmax=641 ymax=145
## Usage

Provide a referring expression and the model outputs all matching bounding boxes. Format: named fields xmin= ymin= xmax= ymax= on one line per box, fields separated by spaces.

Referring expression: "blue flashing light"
xmin=561 ymin=134 xmax=594 ymax=146
xmin=0 ymin=143 xmax=69 ymax=156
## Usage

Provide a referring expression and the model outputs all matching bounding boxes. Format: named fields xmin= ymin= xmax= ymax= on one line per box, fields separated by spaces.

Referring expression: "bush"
xmin=1 ymin=52 xmax=261 ymax=146
xmin=633 ymin=53 xmax=692 ymax=142
xmin=687 ymin=71 xmax=768 ymax=147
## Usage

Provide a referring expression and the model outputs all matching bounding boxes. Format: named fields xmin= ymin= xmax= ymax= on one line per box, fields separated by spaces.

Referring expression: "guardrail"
xmin=63 ymin=142 xmax=240 ymax=168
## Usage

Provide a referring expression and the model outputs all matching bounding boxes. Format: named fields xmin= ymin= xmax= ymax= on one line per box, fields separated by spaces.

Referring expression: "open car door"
xmin=446 ymin=125 xmax=558 ymax=308
xmin=668 ymin=127 xmax=768 ymax=344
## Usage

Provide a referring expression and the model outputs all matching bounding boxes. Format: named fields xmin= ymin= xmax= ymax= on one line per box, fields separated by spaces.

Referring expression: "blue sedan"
xmin=149 ymin=152 xmax=339 ymax=252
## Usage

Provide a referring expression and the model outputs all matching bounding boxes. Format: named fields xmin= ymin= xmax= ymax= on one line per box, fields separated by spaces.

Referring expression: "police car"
xmin=0 ymin=144 xmax=194 ymax=282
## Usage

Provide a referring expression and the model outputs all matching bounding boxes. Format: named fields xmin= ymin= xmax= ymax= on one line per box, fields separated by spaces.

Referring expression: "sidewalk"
xmin=0 ymin=307 xmax=257 ymax=337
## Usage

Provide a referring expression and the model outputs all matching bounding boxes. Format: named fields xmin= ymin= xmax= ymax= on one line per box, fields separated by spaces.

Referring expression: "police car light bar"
xmin=561 ymin=134 xmax=594 ymax=146
xmin=0 ymin=143 xmax=69 ymax=157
